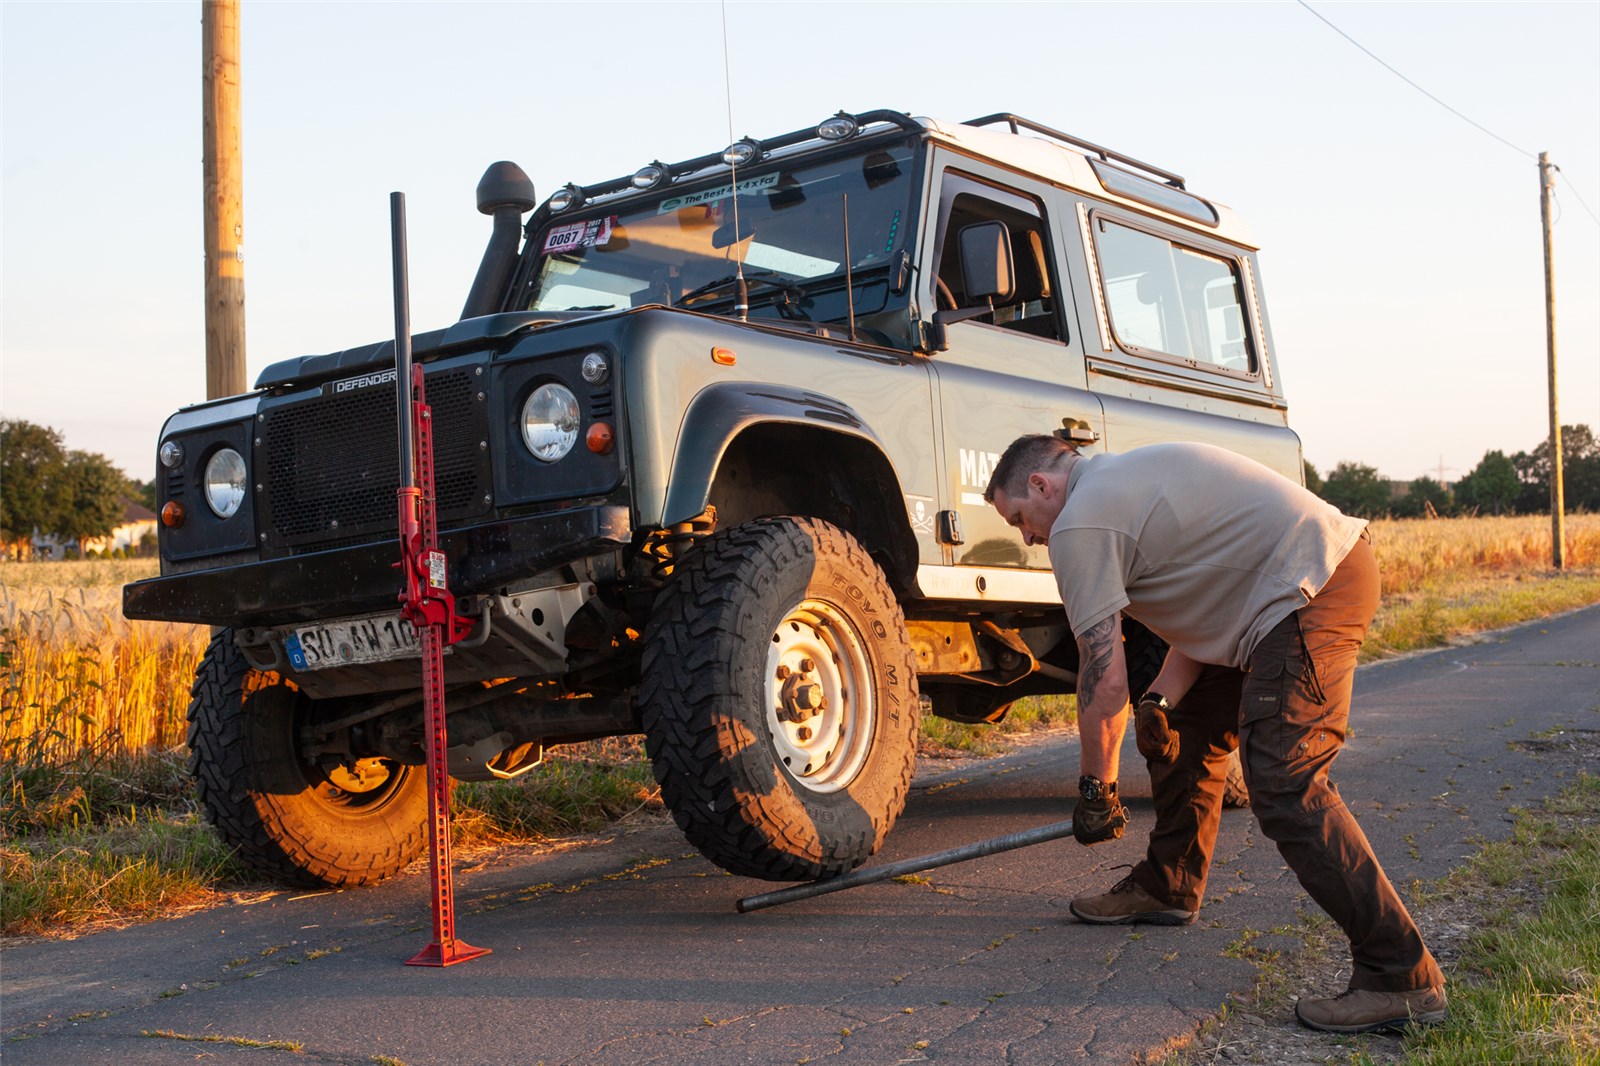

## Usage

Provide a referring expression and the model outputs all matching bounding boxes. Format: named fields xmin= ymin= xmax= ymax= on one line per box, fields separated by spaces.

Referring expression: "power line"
xmin=1296 ymin=0 xmax=1535 ymax=160
xmin=1557 ymin=169 xmax=1600 ymax=227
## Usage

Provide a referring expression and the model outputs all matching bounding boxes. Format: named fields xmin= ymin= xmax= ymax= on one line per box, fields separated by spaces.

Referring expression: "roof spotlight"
xmin=817 ymin=114 xmax=858 ymax=141
xmin=548 ymin=183 xmax=585 ymax=212
xmin=631 ymin=163 xmax=667 ymax=189
xmin=721 ymin=139 xmax=761 ymax=167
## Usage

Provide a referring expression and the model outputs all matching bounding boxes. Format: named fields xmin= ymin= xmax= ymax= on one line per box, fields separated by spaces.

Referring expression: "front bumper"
xmin=123 ymin=505 xmax=632 ymax=627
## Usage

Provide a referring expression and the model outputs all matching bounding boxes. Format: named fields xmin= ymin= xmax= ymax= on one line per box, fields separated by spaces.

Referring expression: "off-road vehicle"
xmin=126 ymin=109 xmax=1298 ymax=887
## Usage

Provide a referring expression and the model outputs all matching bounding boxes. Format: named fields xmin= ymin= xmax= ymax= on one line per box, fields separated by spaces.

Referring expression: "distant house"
xmin=32 ymin=496 xmax=157 ymax=558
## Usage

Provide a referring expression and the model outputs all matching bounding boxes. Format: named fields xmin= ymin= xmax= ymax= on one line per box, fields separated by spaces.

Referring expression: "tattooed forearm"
xmin=1075 ymin=613 xmax=1121 ymax=712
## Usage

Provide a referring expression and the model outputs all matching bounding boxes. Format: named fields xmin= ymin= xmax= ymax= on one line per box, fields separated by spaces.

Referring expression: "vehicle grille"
xmin=258 ymin=367 xmax=491 ymax=552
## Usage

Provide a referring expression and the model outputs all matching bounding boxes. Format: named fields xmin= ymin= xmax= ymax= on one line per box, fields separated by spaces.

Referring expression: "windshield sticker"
xmin=542 ymin=216 xmax=616 ymax=255
xmin=656 ymin=173 xmax=781 ymax=215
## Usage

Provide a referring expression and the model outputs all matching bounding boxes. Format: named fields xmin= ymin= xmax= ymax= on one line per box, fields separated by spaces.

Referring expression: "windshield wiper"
xmin=673 ymin=270 xmax=784 ymax=308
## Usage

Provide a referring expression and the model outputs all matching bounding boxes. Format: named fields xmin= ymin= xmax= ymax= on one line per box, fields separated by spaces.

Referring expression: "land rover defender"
xmin=125 ymin=110 xmax=1296 ymax=887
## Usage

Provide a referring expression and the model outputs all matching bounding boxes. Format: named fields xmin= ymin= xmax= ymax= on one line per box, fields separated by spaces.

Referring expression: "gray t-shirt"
xmin=1047 ymin=442 xmax=1367 ymax=668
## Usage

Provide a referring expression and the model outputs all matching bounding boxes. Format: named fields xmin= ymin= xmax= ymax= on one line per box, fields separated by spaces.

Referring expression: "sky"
xmin=2 ymin=0 xmax=1597 ymax=488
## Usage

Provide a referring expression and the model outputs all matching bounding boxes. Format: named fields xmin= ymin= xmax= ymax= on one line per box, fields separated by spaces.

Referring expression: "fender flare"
xmin=661 ymin=382 xmax=896 ymax=527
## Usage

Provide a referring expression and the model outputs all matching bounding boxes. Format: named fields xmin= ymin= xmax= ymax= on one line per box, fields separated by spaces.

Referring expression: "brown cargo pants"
xmin=1128 ymin=534 xmax=1444 ymax=992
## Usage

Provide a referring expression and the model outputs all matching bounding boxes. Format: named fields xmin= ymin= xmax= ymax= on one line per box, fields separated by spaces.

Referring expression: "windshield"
xmin=525 ymin=143 xmax=918 ymax=320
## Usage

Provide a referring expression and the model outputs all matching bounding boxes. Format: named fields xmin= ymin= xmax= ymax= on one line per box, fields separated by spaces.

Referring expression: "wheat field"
xmin=1 ymin=560 xmax=205 ymax=762
xmin=2 ymin=514 xmax=1597 ymax=763
xmin=1370 ymin=513 xmax=1600 ymax=594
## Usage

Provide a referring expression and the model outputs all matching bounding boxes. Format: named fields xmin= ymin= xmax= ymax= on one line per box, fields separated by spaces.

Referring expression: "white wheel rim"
xmin=765 ymin=598 xmax=876 ymax=793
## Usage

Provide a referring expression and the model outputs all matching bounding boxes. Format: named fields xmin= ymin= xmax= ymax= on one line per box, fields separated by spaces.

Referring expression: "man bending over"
xmin=985 ymin=435 xmax=1444 ymax=1034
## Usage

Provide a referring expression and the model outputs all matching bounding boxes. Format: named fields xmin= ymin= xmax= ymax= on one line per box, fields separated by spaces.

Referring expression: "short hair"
xmin=984 ymin=434 xmax=1075 ymax=503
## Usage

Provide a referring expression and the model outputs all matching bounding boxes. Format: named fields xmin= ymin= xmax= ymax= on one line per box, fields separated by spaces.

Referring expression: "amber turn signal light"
xmin=711 ymin=346 xmax=736 ymax=366
xmin=586 ymin=422 xmax=614 ymax=454
xmin=161 ymin=501 xmax=186 ymax=528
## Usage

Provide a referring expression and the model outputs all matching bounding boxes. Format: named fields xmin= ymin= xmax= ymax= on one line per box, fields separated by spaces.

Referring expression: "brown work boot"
xmin=1295 ymin=985 xmax=1448 ymax=1033
xmin=1068 ymin=873 xmax=1196 ymax=926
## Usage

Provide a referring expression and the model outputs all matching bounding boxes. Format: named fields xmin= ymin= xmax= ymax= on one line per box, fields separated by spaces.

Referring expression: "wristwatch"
xmin=1078 ymin=774 xmax=1116 ymax=802
xmin=1140 ymin=691 xmax=1172 ymax=711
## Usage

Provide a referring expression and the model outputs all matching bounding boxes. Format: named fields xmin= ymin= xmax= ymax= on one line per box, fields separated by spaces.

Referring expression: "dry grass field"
xmin=1363 ymin=513 xmax=1600 ymax=658
xmin=2 ymin=514 xmax=1597 ymax=765
xmin=0 ymin=559 xmax=204 ymax=762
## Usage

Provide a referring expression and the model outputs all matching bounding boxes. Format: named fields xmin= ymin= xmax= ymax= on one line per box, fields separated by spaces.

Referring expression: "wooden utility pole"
xmin=1538 ymin=152 xmax=1564 ymax=570
xmin=202 ymin=0 xmax=246 ymax=400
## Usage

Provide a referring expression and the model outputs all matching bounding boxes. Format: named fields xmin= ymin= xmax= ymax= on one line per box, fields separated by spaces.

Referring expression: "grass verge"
xmin=1170 ymin=770 xmax=1600 ymax=1065
xmin=0 ymin=734 xmax=663 ymax=936
xmin=1399 ymin=772 xmax=1600 ymax=1064
xmin=2 ymin=813 xmax=246 ymax=936
xmin=1 ymin=743 xmax=250 ymax=936
xmin=1365 ymin=569 xmax=1600 ymax=660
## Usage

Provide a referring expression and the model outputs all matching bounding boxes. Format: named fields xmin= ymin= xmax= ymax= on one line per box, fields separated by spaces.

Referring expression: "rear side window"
xmin=1093 ymin=218 xmax=1255 ymax=375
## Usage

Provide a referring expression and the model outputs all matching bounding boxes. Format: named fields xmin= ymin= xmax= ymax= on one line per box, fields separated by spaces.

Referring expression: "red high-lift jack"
xmin=389 ymin=192 xmax=491 ymax=967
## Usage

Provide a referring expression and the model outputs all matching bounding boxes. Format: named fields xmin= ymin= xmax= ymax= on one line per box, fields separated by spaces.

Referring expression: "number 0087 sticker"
xmin=542 ymin=216 xmax=617 ymax=254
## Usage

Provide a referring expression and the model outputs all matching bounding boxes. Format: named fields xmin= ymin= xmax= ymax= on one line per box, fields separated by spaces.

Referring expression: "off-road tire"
xmin=640 ymin=517 xmax=921 ymax=881
xmin=1122 ymin=618 xmax=1249 ymax=809
xmin=187 ymin=629 xmax=428 ymax=887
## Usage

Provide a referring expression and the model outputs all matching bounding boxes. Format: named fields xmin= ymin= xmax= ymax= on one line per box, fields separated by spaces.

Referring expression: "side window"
xmin=1093 ymin=218 xmax=1255 ymax=374
xmin=934 ymin=176 xmax=1063 ymax=342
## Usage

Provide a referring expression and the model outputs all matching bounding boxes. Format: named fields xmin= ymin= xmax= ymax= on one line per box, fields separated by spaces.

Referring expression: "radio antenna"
xmin=720 ymin=0 xmax=749 ymax=320
xmin=842 ymin=193 xmax=856 ymax=342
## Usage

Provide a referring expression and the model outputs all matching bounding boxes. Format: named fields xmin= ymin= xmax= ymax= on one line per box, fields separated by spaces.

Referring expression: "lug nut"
xmin=796 ymin=726 xmax=812 ymax=742
xmin=800 ymin=657 xmax=816 ymax=673
xmin=775 ymin=665 xmax=792 ymax=680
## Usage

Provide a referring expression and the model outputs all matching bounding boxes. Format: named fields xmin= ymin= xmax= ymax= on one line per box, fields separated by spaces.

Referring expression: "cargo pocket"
xmin=1239 ymin=621 xmax=1302 ymax=793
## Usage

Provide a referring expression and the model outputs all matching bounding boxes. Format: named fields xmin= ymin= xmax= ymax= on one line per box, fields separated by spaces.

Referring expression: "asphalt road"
xmin=4 ymin=605 xmax=1598 ymax=1065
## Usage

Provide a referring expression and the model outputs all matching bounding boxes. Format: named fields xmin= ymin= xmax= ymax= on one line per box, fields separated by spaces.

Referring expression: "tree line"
xmin=1 ymin=419 xmax=152 ymax=552
xmin=1310 ymin=424 xmax=1600 ymax=519
xmin=3 ymin=417 xmax=1596 ymax=559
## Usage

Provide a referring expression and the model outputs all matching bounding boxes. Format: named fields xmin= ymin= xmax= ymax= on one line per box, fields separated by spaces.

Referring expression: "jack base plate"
xmin=405 ymin=939 xmax=492 ymax=968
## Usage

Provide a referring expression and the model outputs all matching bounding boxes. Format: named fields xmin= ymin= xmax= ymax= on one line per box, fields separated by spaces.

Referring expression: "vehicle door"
xmin=919 ymin=154 xmax=1103 ymax=602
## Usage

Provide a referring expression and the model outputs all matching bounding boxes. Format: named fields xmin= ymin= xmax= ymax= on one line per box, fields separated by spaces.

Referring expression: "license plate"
xmin=285 ymin=613 xmax=420 ymax=672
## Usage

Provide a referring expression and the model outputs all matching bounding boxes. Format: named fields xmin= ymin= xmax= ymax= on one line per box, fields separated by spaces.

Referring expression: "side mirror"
xmin=957 ymin=221 xmax=1015 ymax=302
xmin=924 ymin=220 xmax=1017 ymax=352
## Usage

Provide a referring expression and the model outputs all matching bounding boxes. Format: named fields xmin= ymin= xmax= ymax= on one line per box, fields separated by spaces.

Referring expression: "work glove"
xmin=1135 ymin=696 xmax=1180 ymax=764
xmin=1073 ymin=785 xmax=1128 ymax=846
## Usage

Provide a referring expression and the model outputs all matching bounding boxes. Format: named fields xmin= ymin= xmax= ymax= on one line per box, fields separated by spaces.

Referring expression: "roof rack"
xmin=552 ymin=110 xmax=924 ymax=211
xmin=963 ymin=113 xmax=1186 ymax=189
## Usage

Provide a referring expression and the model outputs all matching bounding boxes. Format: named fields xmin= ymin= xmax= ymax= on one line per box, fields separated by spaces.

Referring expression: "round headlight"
xmin=159 ymin=439 xmax=185 ymax=469
xmin=203 ymin=448 xmax=247 ymax=518
xmin=520 ymin=383 xmax=580 ymax=463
